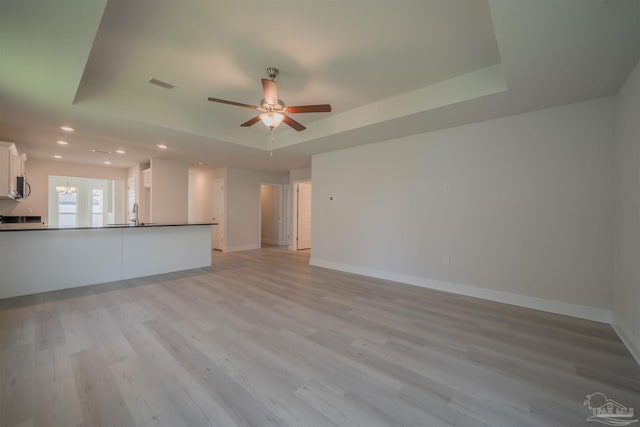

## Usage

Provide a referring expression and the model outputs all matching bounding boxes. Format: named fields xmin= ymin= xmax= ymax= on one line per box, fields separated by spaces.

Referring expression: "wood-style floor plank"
xmin=0 ymin=246 xmax=638 ymax=427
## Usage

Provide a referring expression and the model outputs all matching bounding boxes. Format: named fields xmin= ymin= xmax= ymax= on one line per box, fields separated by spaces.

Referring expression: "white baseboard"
xmin=261 ymin=239 xmax=281 ymax=246
xmin=612 ymin=316 xmax=640 ymax=367
xmin=223 ymin=243 xmax=260 ymax=253
xmin=310 ymin=258 xmax=612 ymax=324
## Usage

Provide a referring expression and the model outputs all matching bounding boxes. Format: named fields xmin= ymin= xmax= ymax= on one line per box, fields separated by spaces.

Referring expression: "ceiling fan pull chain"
xmin=271 ymin=127 xmax=275 ymax=143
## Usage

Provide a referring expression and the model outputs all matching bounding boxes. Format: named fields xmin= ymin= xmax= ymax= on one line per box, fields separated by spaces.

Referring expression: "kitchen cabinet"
xmin=0 ymin=141 xmax=22 ymax=199
xmin=142 ymin=168 xmax=152 ymax=189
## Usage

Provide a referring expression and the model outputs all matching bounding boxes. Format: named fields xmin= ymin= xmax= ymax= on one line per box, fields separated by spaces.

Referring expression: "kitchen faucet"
xmin=131 ymin=203 xmax=139 ymax=226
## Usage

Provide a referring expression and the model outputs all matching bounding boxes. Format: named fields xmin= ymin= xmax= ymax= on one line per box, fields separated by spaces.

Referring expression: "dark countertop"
xmin=0 ymin=222 xmax=218 ymax=232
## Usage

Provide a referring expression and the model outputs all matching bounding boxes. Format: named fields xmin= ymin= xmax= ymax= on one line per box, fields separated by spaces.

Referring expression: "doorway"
xmin=260 ymin=184 xmax=284 ymax=247
xmin=295 ymin=181 xmax=312 ymax=250
xmin=211 ymin=179 xmax=225 ymax=251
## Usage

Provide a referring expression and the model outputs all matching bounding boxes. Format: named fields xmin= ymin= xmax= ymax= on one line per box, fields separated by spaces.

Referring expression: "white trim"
xmin=290 ymin=179 xmax=312 ymax=251
xmin=612 ymin=316 xmax=640 ymax=367
xmin=309 ymin=258 xmax=612 ymax=324
xmin=224 ymin=243 xmax=260 ymax=253
xmin=282 ymin=184 xmax=290 ymax=246
xmin=211 ymin=178 xmax=225 ymax=251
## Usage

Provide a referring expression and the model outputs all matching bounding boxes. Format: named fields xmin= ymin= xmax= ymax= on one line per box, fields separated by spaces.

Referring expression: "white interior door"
xmin=212 ymin=179 xmax=224 ymax=250
xmin=297 ymin=182 xmax=312 ymax=250
xmin=260 ymin=184 xmax=283 ymax=246
xmin=282 ymin=184 xmax=290 ymax=245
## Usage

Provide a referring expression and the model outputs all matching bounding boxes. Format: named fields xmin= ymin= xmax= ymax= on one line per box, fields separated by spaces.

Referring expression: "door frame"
xmin=290 ymin=179 xmax=312 ymax=251
xmin=212 ymin=178 xmax=225 ymax=251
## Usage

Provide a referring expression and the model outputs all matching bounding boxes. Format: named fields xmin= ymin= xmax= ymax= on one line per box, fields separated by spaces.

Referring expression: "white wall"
xmin=225 ymin=167 xmax=287 ymax=252
xmin=189 ymin=171 xmax=206 ymax=223
xmin=186 ymin=166 xmax=226 ymax=223
xmin=150 ymin=158 xmax=188 ymax=223
xmin=290 ymin=167 xmax=311 ymax=183
xmin=1 ymin=158 xmax=128 ymax=223
xmin=311 ymin=97 xmax=615 ymax=322
xmin=612 ymin=60 xmax=640 ymax=363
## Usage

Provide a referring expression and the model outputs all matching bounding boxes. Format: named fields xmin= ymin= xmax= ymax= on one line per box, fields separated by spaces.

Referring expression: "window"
xmin=57 ymin=192 xmax=77 ymax=227
xmin=48 ymin=176 xmax=125 ymax=227
xmin=92 ymin=189 xmax=104 ymax=226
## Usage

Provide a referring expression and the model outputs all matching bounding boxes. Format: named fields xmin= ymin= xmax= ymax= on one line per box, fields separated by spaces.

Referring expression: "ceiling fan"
xmin=208 ymin=67 xmax=331 ymax=132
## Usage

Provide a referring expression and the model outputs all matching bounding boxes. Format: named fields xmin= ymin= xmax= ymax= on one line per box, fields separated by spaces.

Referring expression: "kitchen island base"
xmin=0 ymin=224 xmax=212 ymax=299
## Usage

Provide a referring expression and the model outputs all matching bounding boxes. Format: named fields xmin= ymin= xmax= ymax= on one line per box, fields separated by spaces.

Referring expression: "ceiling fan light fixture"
xmin=260 ymin=112 xmax=284 ymax=129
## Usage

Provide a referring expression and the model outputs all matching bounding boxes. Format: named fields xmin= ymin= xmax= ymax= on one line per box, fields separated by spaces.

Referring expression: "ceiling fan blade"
xmin=282 ymin=115 xmax=306 ymax=131
xmin=240 ymin=115 xmax=262 ymax=127
xmin=262 ymin=79 xmax=278 ymax=105
xmin=286 ymin=104 xmax=332 ymax=114
xmin=208 ymin=97 xmax=259 ymax=109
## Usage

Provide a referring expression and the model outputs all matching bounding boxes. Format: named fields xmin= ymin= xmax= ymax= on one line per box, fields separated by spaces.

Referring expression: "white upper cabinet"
xmin=0 ymin=141 xmax=22 ymax=199
xmin=142 ymin=168 xmax=152 ymax=189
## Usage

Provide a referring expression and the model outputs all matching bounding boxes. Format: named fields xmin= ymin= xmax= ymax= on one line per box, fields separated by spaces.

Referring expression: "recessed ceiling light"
xmin=103 ymin=161 xmax=111 ymax=165
xmin=60 ymin=126 xmax=74 ymax=132
xmin=53 ymin=154 xmax=63 ymax=159
xmin=156 ymin=144 xmax=168 ymax=149
xmin=115 ymin=149 xmax=126 ymax=154
xmin=57 ymin=140 xmax=68 ymax=145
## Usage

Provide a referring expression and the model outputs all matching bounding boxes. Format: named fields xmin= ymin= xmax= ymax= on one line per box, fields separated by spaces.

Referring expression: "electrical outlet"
xmin=442 ymin=256 xmax=450 ymax=266
xmin=422 ymin=184 xmax=429 ymax=193
xmin=443 ymin=183 xmax=451 ymax=193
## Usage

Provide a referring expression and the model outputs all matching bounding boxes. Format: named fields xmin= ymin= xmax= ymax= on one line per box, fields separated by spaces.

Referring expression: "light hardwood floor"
xmin=1 ymin=247 xmax=638 ymax=427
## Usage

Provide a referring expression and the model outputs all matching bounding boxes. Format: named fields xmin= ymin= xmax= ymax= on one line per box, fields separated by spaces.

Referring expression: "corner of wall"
xmin=611 ymin=315 xmax=640 ymax=367
xmin=611 ymin=58 xmax=640 ymax=368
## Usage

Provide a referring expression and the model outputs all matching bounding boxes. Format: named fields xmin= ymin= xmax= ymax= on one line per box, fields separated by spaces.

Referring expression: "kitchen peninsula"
xmin=0 ymin=223 xmax=215 ymax=299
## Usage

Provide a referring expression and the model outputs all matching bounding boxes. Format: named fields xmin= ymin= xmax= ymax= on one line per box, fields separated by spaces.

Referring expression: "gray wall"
xmin=613 ymin=59 xmax=640 ymax=362
xmin=226 ymin=167 xmax=287 ymax=252
xmin=311 ymin=97 xmax=615 ymax=321
xmin=150 ymin=158 xmax=188 ymax=223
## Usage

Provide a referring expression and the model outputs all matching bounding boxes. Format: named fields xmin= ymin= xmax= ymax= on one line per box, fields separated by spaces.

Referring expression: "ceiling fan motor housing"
xmin=266 ymin=67 xmax=279 ymax=80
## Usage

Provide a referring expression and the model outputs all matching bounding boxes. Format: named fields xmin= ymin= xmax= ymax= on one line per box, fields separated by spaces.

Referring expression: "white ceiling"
xmin=0 ymin=0 xmax=639 ymax=173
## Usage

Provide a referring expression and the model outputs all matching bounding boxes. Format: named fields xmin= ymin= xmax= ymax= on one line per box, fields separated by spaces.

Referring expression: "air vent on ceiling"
xmin=149 ymin=78 xmax=175 ymax=90
xmin=92 ymin=149 xmax=111 ymax=155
